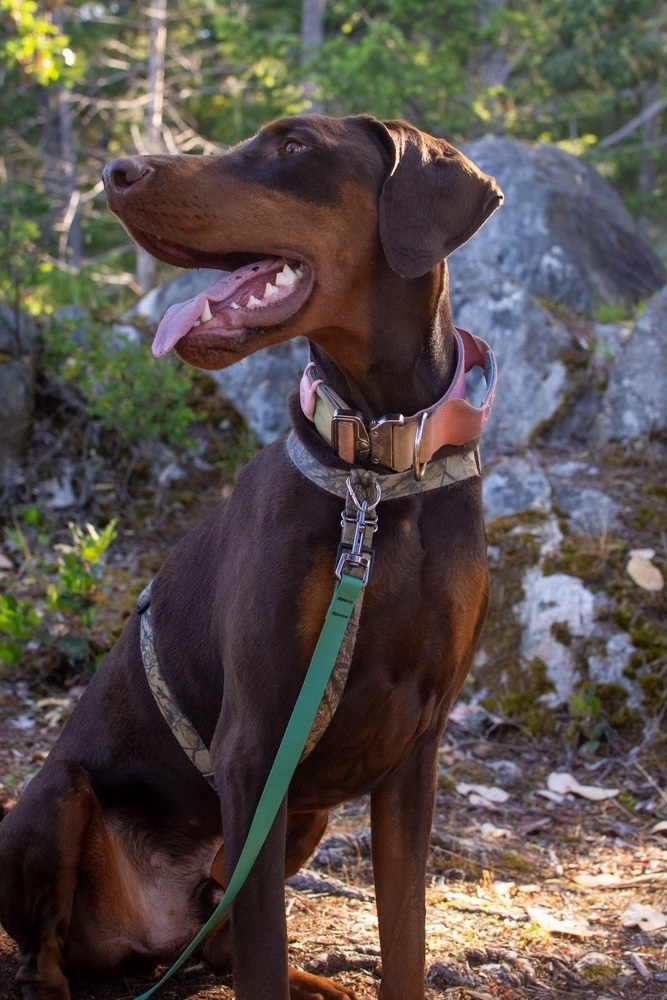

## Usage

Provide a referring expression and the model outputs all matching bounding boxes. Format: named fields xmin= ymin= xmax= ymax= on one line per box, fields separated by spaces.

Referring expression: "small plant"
xmin=0 ymin=594 xmax=41 ymax=666
xmin=47 ymin=520 xmax=117 ymax=623
xmin=0 ymin=515 xmax=118 ymax=672
xmin=569 ymin=687 xmax=605 ymax=752
xmin=45 ymin=317 xmax=199 ymax=451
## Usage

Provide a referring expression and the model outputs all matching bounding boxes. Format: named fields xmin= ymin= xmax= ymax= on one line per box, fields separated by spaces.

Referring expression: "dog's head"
xmin=104 ymin=114 xmax=502 ymax=371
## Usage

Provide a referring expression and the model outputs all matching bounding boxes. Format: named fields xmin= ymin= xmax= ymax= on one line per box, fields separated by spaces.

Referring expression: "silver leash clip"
xmin=334 ymin=477 xmax=381 ymax=585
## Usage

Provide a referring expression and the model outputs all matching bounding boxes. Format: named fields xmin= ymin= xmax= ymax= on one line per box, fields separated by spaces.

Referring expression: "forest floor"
xmin=1 ymin=675 xmax=667 ymax=1000
xmin=1 ymin=428 xmax=667 ymax=1000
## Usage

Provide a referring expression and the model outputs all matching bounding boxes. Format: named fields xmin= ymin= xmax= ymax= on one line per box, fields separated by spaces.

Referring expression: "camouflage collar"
xmin=286 ymin=432 xmax=480 ymax=499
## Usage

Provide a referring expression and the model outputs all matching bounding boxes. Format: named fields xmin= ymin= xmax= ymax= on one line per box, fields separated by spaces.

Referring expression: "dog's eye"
xmin=281 ymin=140 xmax=306 ymax=157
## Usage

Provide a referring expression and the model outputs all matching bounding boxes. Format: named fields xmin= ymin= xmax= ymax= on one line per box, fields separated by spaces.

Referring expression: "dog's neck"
xmin=307 ymin=261 xmax=456 ymax=423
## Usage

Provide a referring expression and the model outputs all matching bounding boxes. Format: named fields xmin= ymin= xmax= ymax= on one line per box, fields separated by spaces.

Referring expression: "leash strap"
xmin=133 ymin=570 xmax=364 ymax=1000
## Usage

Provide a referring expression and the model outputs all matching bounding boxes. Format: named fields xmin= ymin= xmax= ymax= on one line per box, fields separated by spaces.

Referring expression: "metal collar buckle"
xmin=368 ymin=414 xmax=404 ymax=471
xmin=331 ymin=409 xmax=371 ymax=463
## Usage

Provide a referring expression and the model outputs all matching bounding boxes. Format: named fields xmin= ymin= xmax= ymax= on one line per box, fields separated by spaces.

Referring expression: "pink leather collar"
xmin=299 ymin=328 xmax=496 ymax=478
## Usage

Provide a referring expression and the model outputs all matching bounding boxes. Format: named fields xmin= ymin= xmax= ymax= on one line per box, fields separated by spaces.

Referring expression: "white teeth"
xmin=226 ymin=264 xmax=303 ymax=313
xmin=275 ymin=263 xmax=297 ymax=287
xmin=200 ymin=299 xmax=212 ymax=322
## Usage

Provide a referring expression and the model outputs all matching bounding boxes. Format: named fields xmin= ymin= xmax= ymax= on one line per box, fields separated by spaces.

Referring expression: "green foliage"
xmin=46 ymin=521 xmax=117 ymax=621
xmin=0 ymin=515 xmax=117 ymax=670
xmin=0 ymin=594 xmax=41 ymax=665
xmin=45 ymin=318 xmax=199 ymax=451
xmin=0 ymin=0 xmax=72 ymax=84
xmin=311 ymin=0 xmax=489 ymax=132
xmin=0 ymin=185 xmax=49 ymax=320
xmin=569 ymin=688 xmax=605 ymax=752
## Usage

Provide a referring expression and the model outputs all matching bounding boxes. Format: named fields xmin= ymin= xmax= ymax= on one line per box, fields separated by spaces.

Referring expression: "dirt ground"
xmin=1 ymin=684 xmax=666 ymax=1000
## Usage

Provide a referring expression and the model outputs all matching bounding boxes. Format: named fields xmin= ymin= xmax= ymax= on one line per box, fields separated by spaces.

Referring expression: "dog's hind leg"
xmin=0 ymin=761 xmax=99 ymax=1000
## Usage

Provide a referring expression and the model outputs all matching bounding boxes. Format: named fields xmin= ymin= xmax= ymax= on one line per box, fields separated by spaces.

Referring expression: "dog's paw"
xmin=289 ymin=968 xmax=358 ymax=1000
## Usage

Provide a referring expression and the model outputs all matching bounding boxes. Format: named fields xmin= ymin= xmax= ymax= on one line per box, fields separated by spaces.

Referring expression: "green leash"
xmin=134 ymin=570 xmax=364 ymax=1000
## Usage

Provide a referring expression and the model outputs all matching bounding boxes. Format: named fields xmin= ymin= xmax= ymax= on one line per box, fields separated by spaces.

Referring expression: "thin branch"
xmin=600 ymin=95 xmax=667 ymax=148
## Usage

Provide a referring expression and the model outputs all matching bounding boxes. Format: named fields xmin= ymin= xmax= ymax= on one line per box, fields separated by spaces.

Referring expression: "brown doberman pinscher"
xmin=0 ymin=114 xmax=502 ymax=1000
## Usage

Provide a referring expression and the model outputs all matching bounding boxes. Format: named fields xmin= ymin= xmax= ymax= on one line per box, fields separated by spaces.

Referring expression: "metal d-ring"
xmin=413 ymin=412 xmax=428 ymax=481
xmin=345 ymin=477 xmax=382 ymax=512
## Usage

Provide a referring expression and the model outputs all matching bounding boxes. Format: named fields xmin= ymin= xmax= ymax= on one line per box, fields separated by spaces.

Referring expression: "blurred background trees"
xmin=0 ymin=0 xmax=665 ymax=310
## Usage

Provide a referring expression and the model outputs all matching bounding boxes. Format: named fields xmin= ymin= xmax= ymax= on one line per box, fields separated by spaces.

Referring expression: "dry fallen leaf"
xmin=620 ymin=900 xmax=667 ymax=932
xmin=626 ymin=553 xmax=664 ymax=592
xmin=546 ymin=772 xmax=619 ymax=801
xmin=526 ymin=905 xmax=596 ymax=938
xmin=479 ymin=822 xmax=512 ymax=840
xmin=455 ymin=782 xmax=510 ymax=804
xmin=572 ymin=872 xmax=622 ymax=888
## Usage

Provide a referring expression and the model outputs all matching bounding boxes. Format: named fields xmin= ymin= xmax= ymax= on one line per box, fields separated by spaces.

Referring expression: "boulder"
xmin=449 ymin=259 xmax=573 ymax=458
xmin=594 ymin=286 xmax=667 ymax=441
xmin=457 ymin=137 xmax=665 ymax=314
xmin=476 ymin=450 xmax=665 ymax=728
xmin=211 ymin=337 xmax=309 ymax=445
xmin=482 ymin=454 xmax=551 ymax=522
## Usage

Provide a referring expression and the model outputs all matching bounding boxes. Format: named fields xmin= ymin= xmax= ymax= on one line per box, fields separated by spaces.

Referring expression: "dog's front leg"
xmin=371 ymin=732 xmax=441 ymax=1000
xmin=215 ymin=731 xmax=291 ymax=1000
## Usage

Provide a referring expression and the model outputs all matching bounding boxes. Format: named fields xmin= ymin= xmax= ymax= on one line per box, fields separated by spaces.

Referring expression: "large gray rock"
xmin=594 ymin=286 xmax=667 ymax=441
xmin=449 ymin=259 xmax=573 ymax=457
xmin=483 ymin=454 xmax=551 ymax=521
xmin=458 ymin=137 xmax=665 ymax=314
xmin=128 ymin=268 xmax=221 ymax=323
xmin=212 ymin=337 xmax=309 ymax=444
xmin=478 ymin=453 xmax=657 ymax=717
xmin=0 ymin=306 xmax=39 ymax=475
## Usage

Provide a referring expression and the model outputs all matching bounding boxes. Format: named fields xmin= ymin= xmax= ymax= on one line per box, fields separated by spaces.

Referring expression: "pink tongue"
xmin=151 ymin=258 xmax=277 ymax=357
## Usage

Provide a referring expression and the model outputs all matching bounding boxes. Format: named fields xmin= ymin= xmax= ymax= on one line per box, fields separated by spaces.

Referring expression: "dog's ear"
xmin=370 ymin=119 xmax=503 ymax=279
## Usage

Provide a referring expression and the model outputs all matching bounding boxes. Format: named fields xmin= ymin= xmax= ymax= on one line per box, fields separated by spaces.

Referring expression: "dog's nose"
xmin=103 ymin=157 xmax=152 ymax=195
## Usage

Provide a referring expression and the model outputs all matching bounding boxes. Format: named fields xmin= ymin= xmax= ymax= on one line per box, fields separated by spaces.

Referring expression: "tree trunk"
xmin=145 ymin=0 xmax=168 ymax=152
xmin=136 ymin=0 xmax=168 ymax=292
xmin=637 ymin=82 xmax=662 ymax=198
xmin=36 ymin=8 xmax=82 ymax=268
xmin=57 ymin=83 xmax=82 ymax=268
xmin=300 ymin=0 xmax=325 ymax=113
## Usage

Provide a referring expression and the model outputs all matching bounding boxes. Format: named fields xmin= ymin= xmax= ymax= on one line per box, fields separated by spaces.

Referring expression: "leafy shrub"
xmin=45 ymin=317 xmax=199 ymax=451
xmin=0 ymin=594 xmax=41 ymax=666
xmin=46 ymin=520 xmax=117 ymax=621
xmin=0 ymin=513 xmax=117 ymax=672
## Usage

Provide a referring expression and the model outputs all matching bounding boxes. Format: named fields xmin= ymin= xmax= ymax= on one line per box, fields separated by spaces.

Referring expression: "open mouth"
xmin=128 ymin=231 xmax=314 ymax=358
